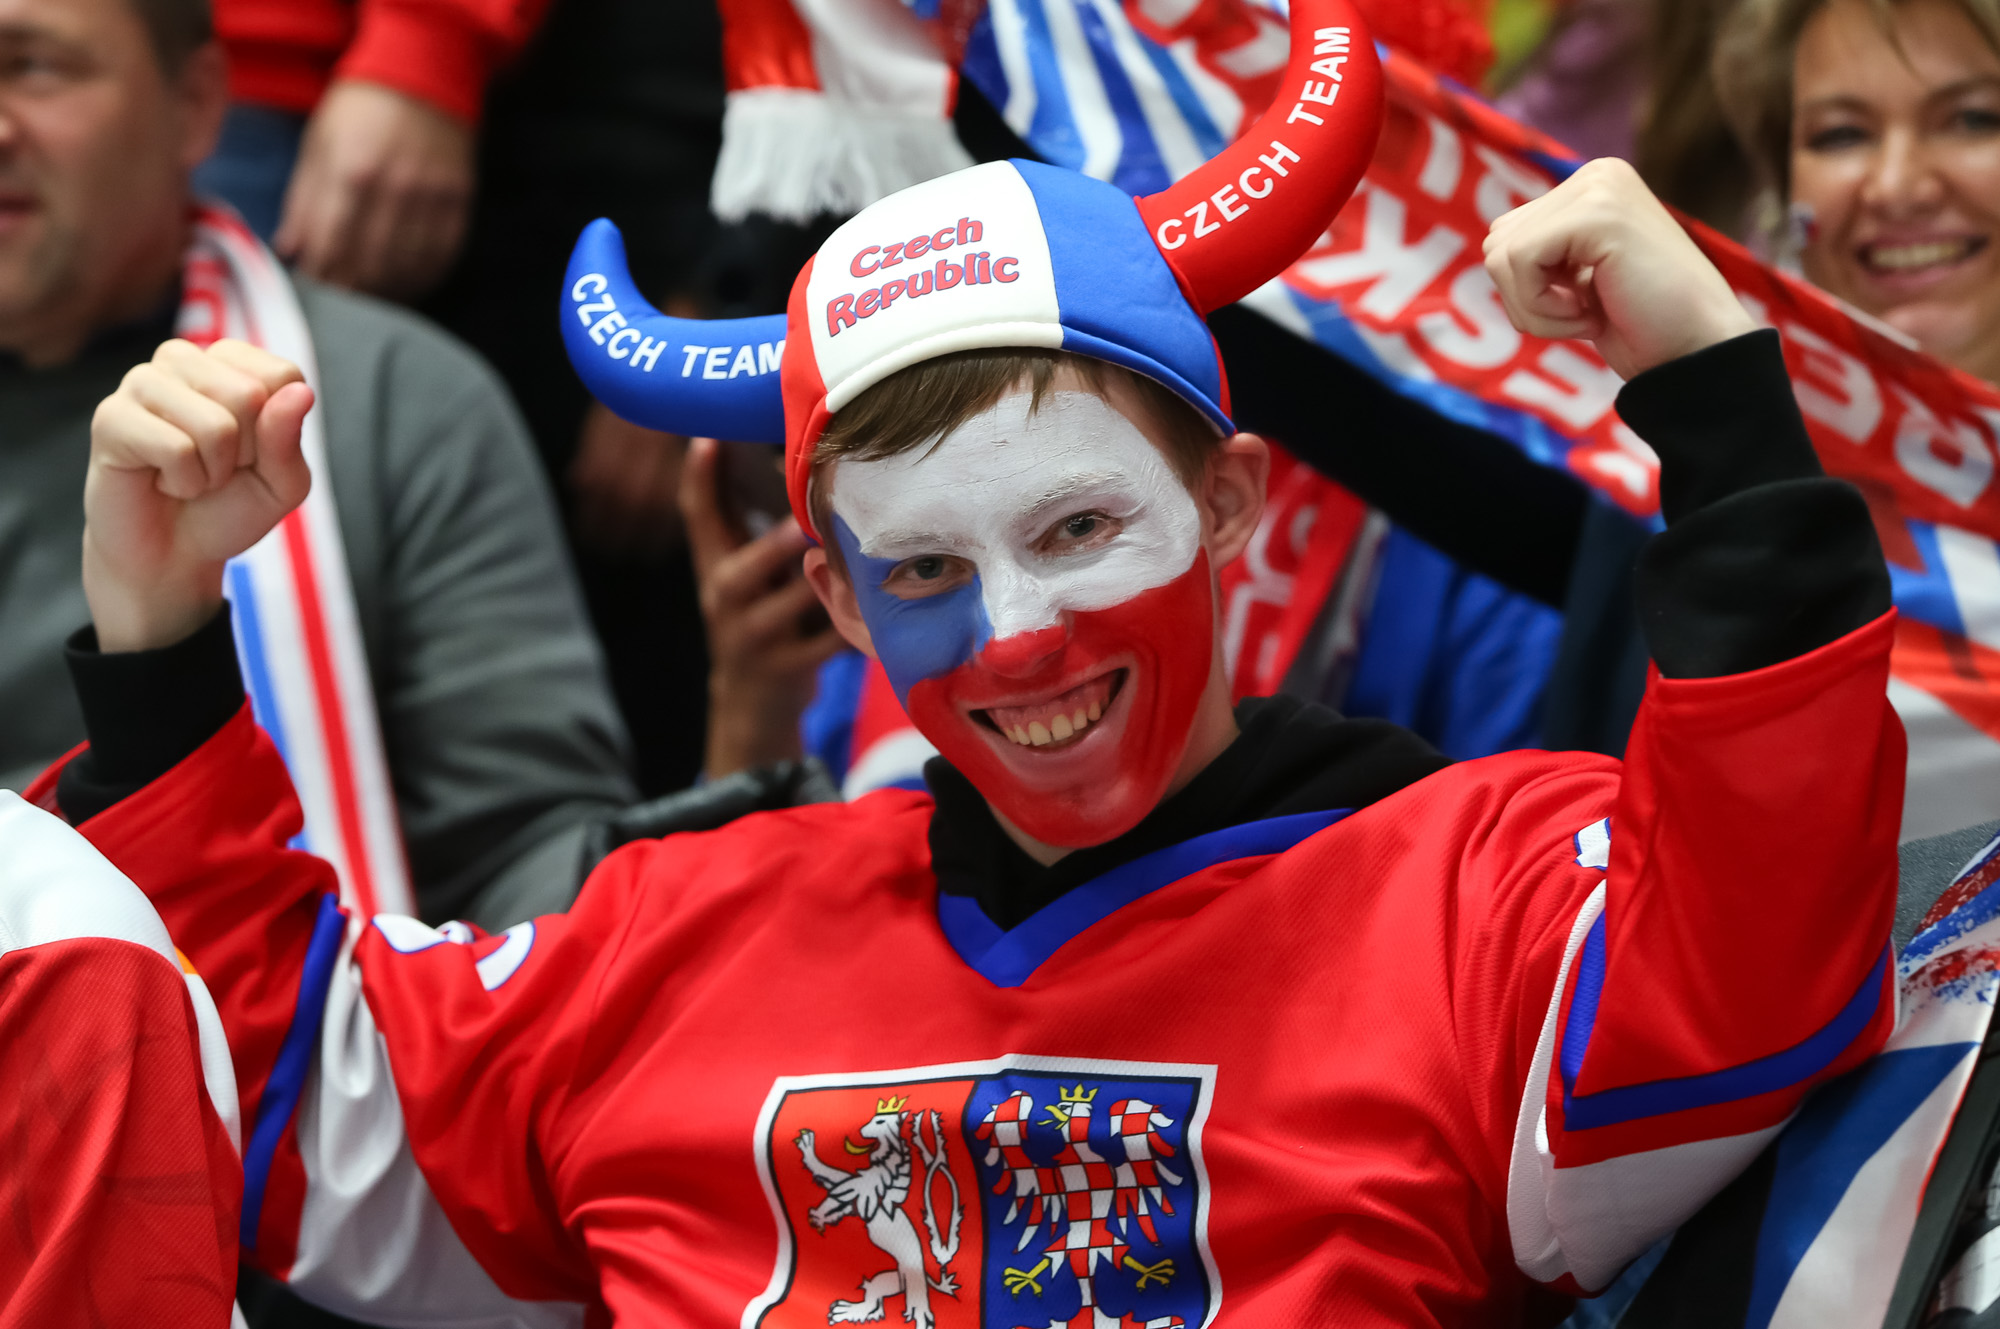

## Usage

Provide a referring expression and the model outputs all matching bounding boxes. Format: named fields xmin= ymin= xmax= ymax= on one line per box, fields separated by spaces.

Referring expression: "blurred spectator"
xmin=1493 ymin=0 xmax=1759 ymax=235
xmin=1719 ymin=0 xmax=2000 ymax=383
xmin=193 ymin=0 xmax=553 ymax=297
xmin=0 ymin=0 xmax=635 ymax=930
xmin=680 ymin=436 xmax=845 ymax=777
xmin=420 ymin=0 xmax=838 ymax=794
xmin=1495 ymin=0 xmax=1647 ymax=162
xmin=1633 ymin=0 xmax=1759 ymax=235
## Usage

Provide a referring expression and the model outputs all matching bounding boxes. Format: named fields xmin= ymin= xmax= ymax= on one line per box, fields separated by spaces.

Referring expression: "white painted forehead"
xmin=828 ymin=389 xmax=1180 ymax=532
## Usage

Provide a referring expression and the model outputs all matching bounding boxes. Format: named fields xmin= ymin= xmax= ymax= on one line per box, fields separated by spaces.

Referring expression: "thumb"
xmin=254 ymin=381 xmax=315 ymax=511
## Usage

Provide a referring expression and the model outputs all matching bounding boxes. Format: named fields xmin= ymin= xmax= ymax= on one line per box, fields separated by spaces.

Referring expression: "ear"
xmin=804 ymin=545 xmax=879 ymax=660
xmin=175 ymin=42 xmax=229 ymax=172
xmin=1199 ymin=433 xmax=1269 ymax=569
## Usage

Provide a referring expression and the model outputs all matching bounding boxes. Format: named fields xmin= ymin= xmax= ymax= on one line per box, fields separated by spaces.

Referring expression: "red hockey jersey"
xmin=48 ymin=612 xmax=1904 ymax=1328
xmin=0 ymin=792 xmax=242 ymax=1328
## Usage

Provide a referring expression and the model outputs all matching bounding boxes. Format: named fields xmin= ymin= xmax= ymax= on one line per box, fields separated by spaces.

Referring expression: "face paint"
xmin=830 ymin=390 xmax=1215 ymax=847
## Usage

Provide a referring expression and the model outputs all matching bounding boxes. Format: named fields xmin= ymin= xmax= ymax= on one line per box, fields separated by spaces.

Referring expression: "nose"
xmin=978 ymin=624 xmax=1067 ymax=678
xmin=1862 ymin=125 xmax=1946 ymax=218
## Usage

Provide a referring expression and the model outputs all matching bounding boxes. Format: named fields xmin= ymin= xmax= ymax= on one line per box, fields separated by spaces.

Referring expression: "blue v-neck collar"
xmin=936 ymin=808 xmax=1352 ymax=988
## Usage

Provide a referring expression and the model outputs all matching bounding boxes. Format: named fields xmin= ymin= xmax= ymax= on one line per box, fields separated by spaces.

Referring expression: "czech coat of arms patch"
xmin=745 ymin=1056 xmax=1218 ymax=1329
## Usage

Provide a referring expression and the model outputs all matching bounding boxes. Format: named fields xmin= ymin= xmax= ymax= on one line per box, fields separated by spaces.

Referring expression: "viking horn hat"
xmin=562 ymin=0 xmax=1384 ymax=537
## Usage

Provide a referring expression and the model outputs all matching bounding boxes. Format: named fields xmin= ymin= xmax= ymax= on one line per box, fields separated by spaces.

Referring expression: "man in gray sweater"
xmin=0 ymin=0 xmax=636 ymax=928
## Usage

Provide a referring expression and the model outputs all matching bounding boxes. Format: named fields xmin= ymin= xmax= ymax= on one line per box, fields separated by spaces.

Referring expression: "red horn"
xmin=1135 ymin=0 xmax=1384 ymax=313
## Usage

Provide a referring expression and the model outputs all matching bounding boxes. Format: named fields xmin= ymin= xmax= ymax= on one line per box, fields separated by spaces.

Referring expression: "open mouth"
xmin=976 ymin=670 xmax=1126 ymax=749
xmin=1858 ymin=236 xmax=1987 ymax=277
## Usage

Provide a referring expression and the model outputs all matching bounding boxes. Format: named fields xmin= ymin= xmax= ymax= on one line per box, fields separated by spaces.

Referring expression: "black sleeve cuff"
xmin=1635 ymin=479 xmax=1892 ymax=678
xmin=1618 ymin=328 xmax=1824 ymax=525
xmin=58 ymin=606 xmax=246 ymax=823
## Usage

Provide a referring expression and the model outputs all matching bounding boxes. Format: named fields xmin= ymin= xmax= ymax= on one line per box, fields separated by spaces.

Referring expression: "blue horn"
xmin=560 ymin=218 xmax=789 ymax=443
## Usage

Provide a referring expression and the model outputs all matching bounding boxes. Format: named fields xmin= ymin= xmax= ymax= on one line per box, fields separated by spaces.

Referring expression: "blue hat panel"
xmin=1011 ymin=159 xmax=1231 ymax=433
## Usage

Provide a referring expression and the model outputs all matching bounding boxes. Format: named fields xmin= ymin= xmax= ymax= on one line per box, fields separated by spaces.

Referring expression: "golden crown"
xmin=876 ymin=1095 xmax=910 ymax=1114
xmin=1059 ymin=1085 xmax=1098 ymax=1105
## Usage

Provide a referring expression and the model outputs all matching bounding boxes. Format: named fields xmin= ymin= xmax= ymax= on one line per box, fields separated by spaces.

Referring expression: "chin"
xmin=1879 ymin=301 xmax=1995 ymax=368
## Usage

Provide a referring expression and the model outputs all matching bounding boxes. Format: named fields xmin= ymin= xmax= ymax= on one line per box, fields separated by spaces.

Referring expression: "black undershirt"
xmin=928 ymin=696 xmax=1450 ymax=928
xmin=58 ymin=329 xmax=1893 ymax=931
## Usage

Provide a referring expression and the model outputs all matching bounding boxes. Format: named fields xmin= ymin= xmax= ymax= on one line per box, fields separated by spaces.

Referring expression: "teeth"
xmin=1869 ymin=240 xmax=1975 ymax=271
xmin=998 ymin=699 xmax=1107 ymax=747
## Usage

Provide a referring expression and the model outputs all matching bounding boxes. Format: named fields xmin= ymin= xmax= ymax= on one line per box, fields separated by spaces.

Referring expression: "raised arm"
xmin=53 ymin=337 xmax=601 ymax=1322
xmin=1475 ymin=160 xmax=1901 ymax=1295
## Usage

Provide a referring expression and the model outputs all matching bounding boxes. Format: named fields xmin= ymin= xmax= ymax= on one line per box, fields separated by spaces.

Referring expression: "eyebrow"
xmin=1800 ymin=75 xmax=2000 ymax=116
xmin=1926 ymin=75 xmax=2000 ymax=105
xmin=1021 ymin=470 xmax=1130 ymax=509
xmin=0 ymin=22 xmax=91 ymax=55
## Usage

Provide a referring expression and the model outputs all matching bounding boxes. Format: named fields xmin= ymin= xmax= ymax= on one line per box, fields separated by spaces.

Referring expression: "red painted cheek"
xmin=905 ymin=553 xmax=1215 ymax=850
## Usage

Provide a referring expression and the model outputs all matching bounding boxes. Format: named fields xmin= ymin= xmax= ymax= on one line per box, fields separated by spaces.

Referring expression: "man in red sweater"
xmin=196 ymin=0 xmax=552 ymax=296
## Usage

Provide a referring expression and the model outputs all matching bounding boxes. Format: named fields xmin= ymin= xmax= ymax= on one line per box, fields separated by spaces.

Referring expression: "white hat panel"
xmin=805 ymin=161 xmax=1063 ymax=413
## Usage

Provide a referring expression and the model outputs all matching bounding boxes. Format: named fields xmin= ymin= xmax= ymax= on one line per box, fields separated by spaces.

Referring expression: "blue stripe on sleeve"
xmin=1559 ymin=942 xmax=1892 ymax=1131
xmin=239 ymin=893 xmax=346 ymax=1249
xmin=1558 ymin=913 xmax=1608 ymax=1091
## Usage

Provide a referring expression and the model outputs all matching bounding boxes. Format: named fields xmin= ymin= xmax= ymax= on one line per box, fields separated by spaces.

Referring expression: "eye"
xmin=881 ymin=552 xmax=973 ymax=600
xmin=0 ymin=39 xmax=90 ymax=84
xmin=1803 ymin=124 xmax=1870 ymax=153
xmin=1036 ymin=509 xmax=1124 ymax=555
xmin=1949 ymin=106 xmax=2000 ymax=136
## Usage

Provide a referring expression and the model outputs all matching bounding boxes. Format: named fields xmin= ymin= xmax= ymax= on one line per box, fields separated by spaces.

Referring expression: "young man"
xmin=43 ymin=2 xmax=1904 ymax=1323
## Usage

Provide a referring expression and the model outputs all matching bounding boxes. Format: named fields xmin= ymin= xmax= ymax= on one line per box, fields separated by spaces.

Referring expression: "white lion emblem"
xmin=795 ymin=1097 xmax=964 ymax=1326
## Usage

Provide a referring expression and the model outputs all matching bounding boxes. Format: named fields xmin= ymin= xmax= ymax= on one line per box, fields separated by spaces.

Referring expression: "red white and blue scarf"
xmin=180 ymin=206 xmax=412 ymax=918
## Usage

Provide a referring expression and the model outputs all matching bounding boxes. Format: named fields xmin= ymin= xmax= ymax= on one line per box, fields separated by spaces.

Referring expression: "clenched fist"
xmin=1483 ymin=157 xmax=1757 ymax=381
xmin=84 ymin=338 xmax=315 ymax=653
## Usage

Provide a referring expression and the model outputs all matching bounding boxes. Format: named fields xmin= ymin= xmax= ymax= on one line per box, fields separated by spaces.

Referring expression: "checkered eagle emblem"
xmin=746 ymin=1057 xmax=1218 ymax=1329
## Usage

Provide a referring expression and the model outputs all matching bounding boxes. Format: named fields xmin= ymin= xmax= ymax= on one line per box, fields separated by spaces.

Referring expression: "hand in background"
xmin=275 ymin=80 xmax=474 ymax=299
xmin=569 ymin=403 xmax=688 ymax=560
xmin=1483 ymin=157 xmax=1757 ymax=380
xmin=84 ymin=339 xmax=314 ymax=652
xmin=682 ymin=437 xmax=845 ymax=778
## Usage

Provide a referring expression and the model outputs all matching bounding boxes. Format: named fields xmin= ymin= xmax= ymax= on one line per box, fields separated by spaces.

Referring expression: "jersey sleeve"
xmin=1466 ymin=610 xmax=1902 ymax=1296
xmin=0 ymin=793 xmax=242 ymax=1329
xmin=49 ymin=705 xmax=598 ymax=1326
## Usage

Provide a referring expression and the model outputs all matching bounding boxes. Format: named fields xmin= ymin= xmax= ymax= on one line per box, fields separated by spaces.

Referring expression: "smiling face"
xmin=1791 ymin=0 xmax=2000 ymax=377
xmin=823 ymin=384 xmax=1220 ymax=849
xmin=0 ymin=0 xmax=223 ymax=361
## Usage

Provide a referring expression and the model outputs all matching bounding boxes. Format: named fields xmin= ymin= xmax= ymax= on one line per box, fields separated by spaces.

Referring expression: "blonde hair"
xmin=1715 ymin=0 xmax=2000 ymax=202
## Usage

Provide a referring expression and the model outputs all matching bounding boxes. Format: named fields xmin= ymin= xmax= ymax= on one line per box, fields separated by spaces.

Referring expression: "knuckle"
xmin=153 ymin=336 xmax=197 ymax=365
